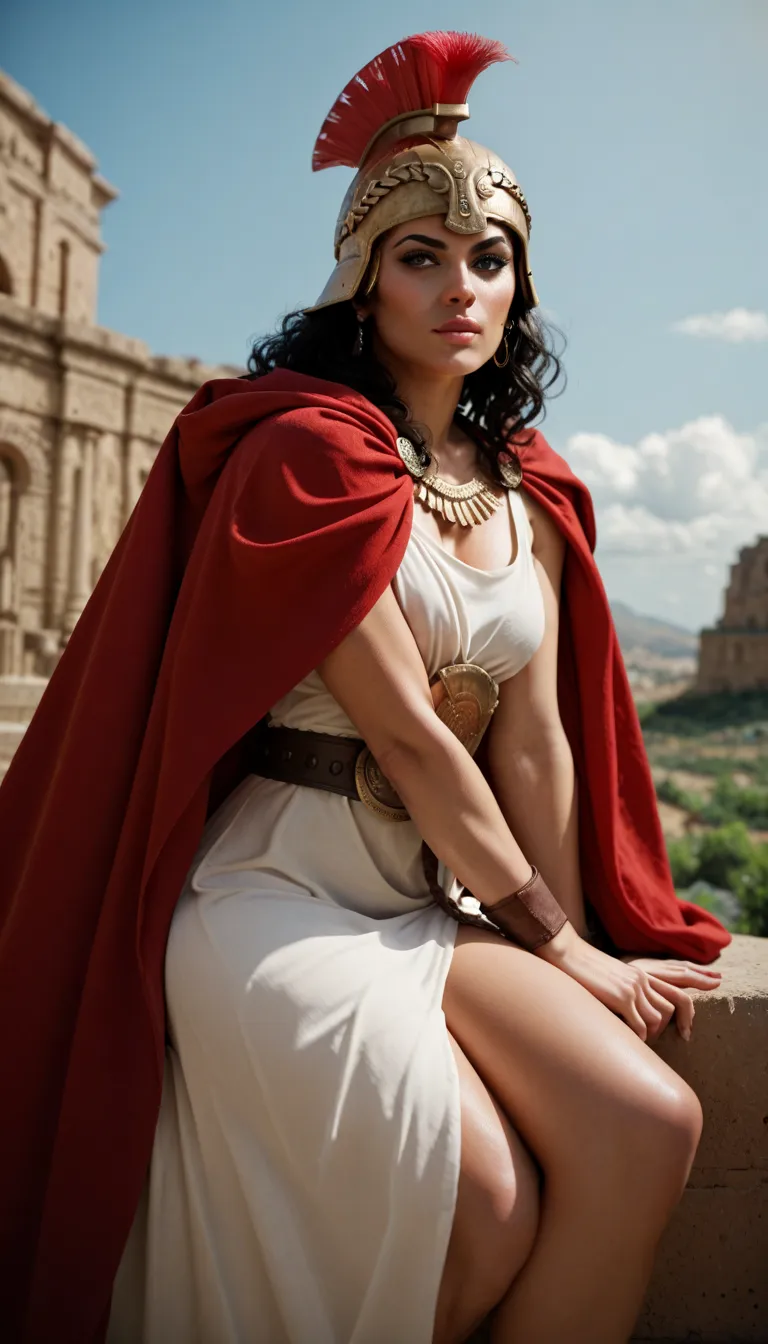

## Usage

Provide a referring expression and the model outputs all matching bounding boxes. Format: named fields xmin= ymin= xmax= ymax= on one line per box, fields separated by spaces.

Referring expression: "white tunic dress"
xmin=109 ymin=487 xmax=545 ymax=1344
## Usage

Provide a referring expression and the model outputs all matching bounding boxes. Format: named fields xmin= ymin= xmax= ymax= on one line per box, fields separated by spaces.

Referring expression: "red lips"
xmin=433 ymin=317 xmax=482 ymax=333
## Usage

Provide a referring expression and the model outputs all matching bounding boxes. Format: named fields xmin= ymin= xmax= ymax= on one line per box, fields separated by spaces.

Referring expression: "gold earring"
xmin=493 ymin=327 xmax=511 ymax=369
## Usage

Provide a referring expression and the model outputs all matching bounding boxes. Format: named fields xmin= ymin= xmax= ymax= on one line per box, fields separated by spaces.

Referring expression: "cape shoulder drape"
xmin=0 ymin=369 xmax=729 ymax=1343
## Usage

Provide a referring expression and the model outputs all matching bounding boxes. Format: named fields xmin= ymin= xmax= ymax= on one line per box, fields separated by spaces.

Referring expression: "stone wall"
xmin=0 ymin=294 xmax=239 ymax=675
xmin=635 ymin=934 xmax=768 ymax=1342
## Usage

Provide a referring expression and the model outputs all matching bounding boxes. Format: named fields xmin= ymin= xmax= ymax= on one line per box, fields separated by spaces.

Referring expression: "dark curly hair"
xmin=246 ymin=247 xmax=564 ymax=480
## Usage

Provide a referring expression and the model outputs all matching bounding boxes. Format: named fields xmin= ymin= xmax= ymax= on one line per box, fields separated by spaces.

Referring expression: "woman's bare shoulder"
xmin=518 ymin=486 xmax=564 ymax=559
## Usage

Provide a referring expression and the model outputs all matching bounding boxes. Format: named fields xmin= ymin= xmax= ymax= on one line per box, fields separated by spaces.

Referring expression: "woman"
xmin=0 ymin=31 xmax=728 ymax=1344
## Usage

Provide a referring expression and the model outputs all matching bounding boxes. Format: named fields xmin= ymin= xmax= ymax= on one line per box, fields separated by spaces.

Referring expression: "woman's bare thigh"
xmin=442 ymin=925 xmax=702 ymax=1181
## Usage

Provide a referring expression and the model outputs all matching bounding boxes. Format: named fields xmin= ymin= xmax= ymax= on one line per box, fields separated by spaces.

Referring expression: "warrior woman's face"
xmin=355 ymin=214 xmax=517 ymax=380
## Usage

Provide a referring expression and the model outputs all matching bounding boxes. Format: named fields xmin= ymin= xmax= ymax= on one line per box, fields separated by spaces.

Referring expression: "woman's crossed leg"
xmin=435 ymin=926 xmax=703 ymax=1344
xmin=432 ymin=1035 xmax=541 ymax=1344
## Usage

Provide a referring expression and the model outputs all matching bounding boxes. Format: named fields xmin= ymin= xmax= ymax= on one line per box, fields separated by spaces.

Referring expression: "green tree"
xmin=696 ymin=822 xmax=754 ymax=889
xmin=667 ymin=834 xmax=699 ymax=888
xmin=732 ymin=846 xmax=768 ymax=937
xmin=700 ymin=777 xmax=768 ymax=829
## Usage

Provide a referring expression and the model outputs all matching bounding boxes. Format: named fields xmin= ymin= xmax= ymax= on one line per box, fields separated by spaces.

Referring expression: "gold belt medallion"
xmin=354 ymin=663 xmax=500 ymax=822
xmin=354 ymin=749 xmax=411 ymax=822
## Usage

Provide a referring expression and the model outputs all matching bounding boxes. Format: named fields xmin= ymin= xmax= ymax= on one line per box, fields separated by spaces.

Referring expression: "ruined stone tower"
xmin=696 ymin=535 xmax=768 ymax=693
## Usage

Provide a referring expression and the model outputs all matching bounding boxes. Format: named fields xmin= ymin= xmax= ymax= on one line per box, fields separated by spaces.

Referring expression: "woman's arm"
xmin=485 ymin=494 xmax=589 ymax=937
xmin=317 ymin=583 xmax=535 ymax=904
xmin=317 ymin=570 xmax=706 ymax=1041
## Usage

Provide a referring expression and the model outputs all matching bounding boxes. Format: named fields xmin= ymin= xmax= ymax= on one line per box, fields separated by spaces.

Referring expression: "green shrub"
xmin=667 ymin=835 xmax=699 ymax=888
xmin=695 ymin=822 xmax=755 ymax=888
xmin=647 ymin=753 xmax=768 ymax=785
xmin=683 ymin=881 xmax=742 ymax=929
xmin=656 ymin=777 xmax=684 ymax=807
xmin=731 ymin=847 xmax=768 ymax=937
xmin=699 ymin=777 xmax=768 ymax=829
xmin=641 ymin=692 xmax=768 ymax=935
xmin=654 ymin=769 xmax=768 ymax=829
xmin=635 ymin=701 xmax=657 ymax=725
xmin=655 ymin=777 xmax=705 ymax=814
xmin=642 ymin=689 xmax=768 ymax=737
xmin=666 ymin=825 xmax=768 ymax=937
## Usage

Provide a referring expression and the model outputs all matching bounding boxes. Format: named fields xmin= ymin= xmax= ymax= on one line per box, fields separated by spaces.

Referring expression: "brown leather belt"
xmin=250 ymin=724 xmax=364 ymax=801
xmin=248 ymin=698 xmax=614 ymax=952
xmin=249 ymin=721 xmax=499 ymax=935
xmin=251 ymin=664 xmax=501 ymax=823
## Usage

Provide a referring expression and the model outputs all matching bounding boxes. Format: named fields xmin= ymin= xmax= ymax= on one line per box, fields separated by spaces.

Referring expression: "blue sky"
xmin=4 ymin=0 xmax=767 ymax=628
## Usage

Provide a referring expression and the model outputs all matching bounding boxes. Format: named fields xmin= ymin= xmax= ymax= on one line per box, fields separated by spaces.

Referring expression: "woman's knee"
xmin=583 ymin=1070 xmax=703 ymax=1215
xmin=631 ymin=1076 xmax=703 ymax=1190
xmin=444 ymin=930 xmax=702 ymax=1216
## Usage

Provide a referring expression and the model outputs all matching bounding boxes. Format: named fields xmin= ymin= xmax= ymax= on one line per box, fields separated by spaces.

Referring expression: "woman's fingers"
xmin=638 ymin=982 xmax=677 ymax=1043
xmin=554 ymin=942 xmax=701 ymax=1045
xmin=651 ymin=962 xmax=721 ymax=989
xmin=623 ymin=996 xmax=651 ymax=1041
xmin=622 ymin=956 xmax=722 ymax=990
xmin=620 ymin=976 xmax=695 ymax=1044
xmin=634 ymin=997 xmax=663 ymax=1043
xmin=647 ymin=975 xmax=696 ymax=1040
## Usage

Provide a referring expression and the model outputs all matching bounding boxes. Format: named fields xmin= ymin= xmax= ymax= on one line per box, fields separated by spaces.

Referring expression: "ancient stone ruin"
xmin=697 ymin=535 xmax=768 ymax=693
xmin=0 ymin=69 xmax=237 ymax=685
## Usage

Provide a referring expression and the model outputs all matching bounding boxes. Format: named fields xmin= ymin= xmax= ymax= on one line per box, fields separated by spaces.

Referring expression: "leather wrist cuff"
xmin=480 ymin=866 xmax=569 ymax=951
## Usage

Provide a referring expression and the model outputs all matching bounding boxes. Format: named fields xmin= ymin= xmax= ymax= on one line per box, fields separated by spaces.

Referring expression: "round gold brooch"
xmin=497 ymin=449 xmax=523 ymax=489
xmin=396 ymin=436 xmax=430 ymax=479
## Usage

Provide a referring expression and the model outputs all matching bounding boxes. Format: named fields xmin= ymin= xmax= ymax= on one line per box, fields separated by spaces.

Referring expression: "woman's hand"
xmin=619 ymin=955 xmax=722 ymax=1041
xmin=534 ymin=924 xmax=722 ymax=1044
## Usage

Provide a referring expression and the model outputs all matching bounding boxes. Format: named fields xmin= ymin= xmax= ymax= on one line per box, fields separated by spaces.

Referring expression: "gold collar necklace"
xmin=415 ymin=450 xmax=503 ymax=527
xmin=396 ymin=434 xmax=523 ymax=528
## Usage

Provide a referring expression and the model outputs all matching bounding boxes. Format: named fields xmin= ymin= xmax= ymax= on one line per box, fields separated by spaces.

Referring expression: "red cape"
xmin=0 ymin=370 xmax=729 ymax=1341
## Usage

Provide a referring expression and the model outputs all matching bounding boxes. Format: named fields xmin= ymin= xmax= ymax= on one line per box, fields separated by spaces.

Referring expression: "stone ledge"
xmin=634 ymin=934 xmax=768 ymax=1343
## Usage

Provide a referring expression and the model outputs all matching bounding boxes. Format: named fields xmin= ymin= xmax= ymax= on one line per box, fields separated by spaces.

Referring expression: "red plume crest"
xmin=312 ymin=31 xmax=512 ymax=172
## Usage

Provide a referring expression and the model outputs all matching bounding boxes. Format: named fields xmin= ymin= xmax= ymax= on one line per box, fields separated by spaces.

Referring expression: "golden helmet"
xmin=307 ymin=32 xmax=537 ymax=313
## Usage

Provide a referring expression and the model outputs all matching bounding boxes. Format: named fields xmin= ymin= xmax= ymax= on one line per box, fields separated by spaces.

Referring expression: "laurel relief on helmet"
xmin=338 ymin=162 xmax=432 ymax=244
xmin=338 ymin=157 xmax=532 ymax=245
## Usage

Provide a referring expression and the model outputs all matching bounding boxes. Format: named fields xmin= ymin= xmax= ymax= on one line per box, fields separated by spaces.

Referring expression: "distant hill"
xmin=610 ymin=601 xmax=699 ymax=658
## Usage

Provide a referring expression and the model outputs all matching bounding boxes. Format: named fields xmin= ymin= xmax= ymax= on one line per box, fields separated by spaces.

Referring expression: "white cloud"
xmin=566 ymin=416 xmax=768 ymax=563
xmin=672 ymin=308 xmax=768 ymax=342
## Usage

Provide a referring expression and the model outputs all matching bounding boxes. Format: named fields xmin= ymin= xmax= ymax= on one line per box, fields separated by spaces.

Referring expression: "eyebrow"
xmin=393 ymin=232 xmax=512 ymax=253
